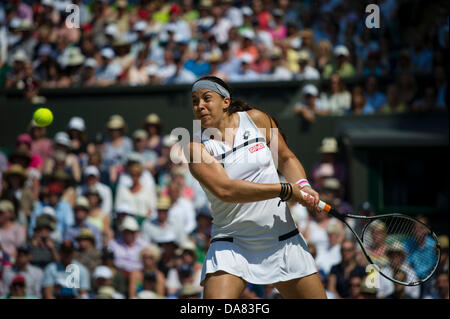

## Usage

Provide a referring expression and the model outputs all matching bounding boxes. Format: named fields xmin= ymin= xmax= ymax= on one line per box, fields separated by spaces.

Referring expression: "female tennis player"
xmin=186 ymin=76 xmax=327 ymax=299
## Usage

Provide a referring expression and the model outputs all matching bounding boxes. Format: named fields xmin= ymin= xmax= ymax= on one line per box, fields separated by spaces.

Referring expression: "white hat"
xmin=319 ymin=137 xmax=338 ymax=153
xmin=334 ymin=45 xmax=349 ymax=57
xmin=126 ymin=152 xmax=143 ymax=164
xmin=155 ymin=230 xmax=177 ymax=244
xmin=101 ymin=47 xmax=115 ymax=59
xmin=84 ymin=165 xmax=100 ymax=177
xmin=133 ymin=20 xmax=147 ymax=32
xmin=115 ymin=202 xmax=134 ymax=215
xmin=146 ymin=64 xmax=159 ymax=76
xmin=68 ymin=116 xmax=85 ymax=131
xmin=302 ymin=84 xmax=318 ymax=97
xmin=241 ymin=29 xmax=255 ymax=40
xmin=9 ymin=18 xmax=22 ymax=29
xmin=290 ymin=37 xmax=302 ymax=50
xmin=135 ymin=291 xmax=160 ymax=299
xmin=84 ymin=58 xmax=98 ymax=68
xmin=105 ymin=24 xmax=119 ymax=37
xmin=54 ymin=132 xmax=72 ymax=147
xmin=13 ymin=50 xmax=28 ymax=62
xmin=241 ymin=6 xmax=253 ymax=16
xmin=42 ymin=206 xmax=56 ymax=218
xmin=41 ymin=0 xmax=54 ymax=7
xmin=119 ymin=216 xmax=139 ymax=232
xmin=240 ymin=53 xmax=253 ymax=64
xmin=323 ymin=177 xmax=341 ymax=190
xmin=93 ymin=265 xmax=113 ymax=279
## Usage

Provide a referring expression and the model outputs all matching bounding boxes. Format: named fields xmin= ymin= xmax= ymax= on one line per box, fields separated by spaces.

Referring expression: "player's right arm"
xmin=185 ymin=141 xmax=288 ymax=203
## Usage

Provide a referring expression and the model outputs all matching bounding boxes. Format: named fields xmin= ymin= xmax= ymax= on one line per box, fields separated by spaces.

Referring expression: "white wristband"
xmin=296 ymin=178 xmax=311 ymax=188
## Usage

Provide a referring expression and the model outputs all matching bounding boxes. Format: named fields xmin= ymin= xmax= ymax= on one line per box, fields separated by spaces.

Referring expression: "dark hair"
xmin=193 ymin=76 xmax=287 ymax=143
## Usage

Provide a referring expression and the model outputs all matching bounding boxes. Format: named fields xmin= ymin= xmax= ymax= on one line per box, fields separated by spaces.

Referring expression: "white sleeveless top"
xmin=197 ymin=111 xmax=298 ymax=251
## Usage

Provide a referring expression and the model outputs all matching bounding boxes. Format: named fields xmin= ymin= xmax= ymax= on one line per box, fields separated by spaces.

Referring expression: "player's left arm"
xmin=247 ymin=109 xmax=320 ymax=211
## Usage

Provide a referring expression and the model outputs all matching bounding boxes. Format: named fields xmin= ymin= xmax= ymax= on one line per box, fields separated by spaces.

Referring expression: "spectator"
xmin=115 ymin=161 xmax=155 ymax=225
xmin=190 ymin=206 xmax=212 ymax=261
xmin=63 ymin=196 xmax=102 ymax=251
xmin=350 ymin=86 xmax=375 ymax=115
xmin=0 ymin=274 xmax=36 ymax=299
xmin=107 ymin=215 xmax=147 ymax=275
xmin=102 ymin=114 xmax=133 ymax=184
xmin=28 ymin=216 xmax=59 ymax=270
xmin=100 ymin=248 xmax=127 ymax=297
xmin=437 ymin=235 xmax=449 ymax=274
xmin=228 ymin=53 xmax=260 ymax=82
xmin=84 ymin=186 xmax=112 ymax=245
xmin=127 ymin=50 xmax=149 ymax=86
xmin=28 ymin=121 xmax=53 ymax=166
xmin=295 ymin=50 xmax=320 ymax=81
xmin=404 ymin=216 xmax=438 ymax=280
xmin=1 ymin=164 xmax=34 ymax=221
xmin=315 ymin=223 xmax=344 ymax=275
xmin=128 ymin=245 xmax=165 ymax=299
xmin=292 ymin=84 xmax=328 ymax=123
xmin=166 ymin=180 xmax=196 ymax=235
xmin=141 ymin=196 xmax=187 ymax=246
xmin=42 ymin=241 xmax=90 ymax=299
xmin=8 ymin=148 xmax=40 ymax=202
xmin=424 ymin=272 xmax=449 ymax=299
xmin=178 ymin=283 xmax=202 ymax=299
xmin=347 ymin=275 xmax=363 ymax=299
xmin=67 ymin=116 xmax=87 ymax=160
xmin=1 ymin=244 xmax=43 ymax=298
xmin=377 ymin=241 xmax=420 ymax=299
xmin=264 ymin=46 xmax=292 ymax=81
xmin=166 ymin=240 xmax=202 ymax=296
xmin=327 ymin=240 xmax=366 ymax=299
xmin=364 ymin=76 xmax=387 ymax=113
xmin=91 ymin=265 xmax=125 ymax=299
xmin=379 ymin=84 xmax=408 ymax=114
xmin=77 ymin=165 xmax=113 ymax=217
xmin=365 ymin=221 xmax=389 ymax=267
xmin=80 ymin=58 xmax=98 ymax=87
xmin=184 ymin=42 xmax=210 ymax=78
xmin=142 ymin=113 xmax=163 ymax=157
xmin=315 ymin=39 xmax=333 ymax=74
xmin=434 ymin=65 xmax=448 ymax=109
xmin=29 ymin=182 xmax=74 ymax=240
xmin=74 ymin=228 xmax=101 ymax=275
xmin=322 ymin=45 xmax=356 ymax=80
xmin=386 ymin=270 xmax=415 ymax=299
xmin=96 ymin=47 xmax=122 ymax=87
xmin=43 ymin=131 xmax=81 ymax=183
xmin=320 ymin=74 xmax=351 ymax=115
xmin=15 ymin=133 xmax=43 ymax=171
xmin=164 ymin=53 xmax=197 ymax=84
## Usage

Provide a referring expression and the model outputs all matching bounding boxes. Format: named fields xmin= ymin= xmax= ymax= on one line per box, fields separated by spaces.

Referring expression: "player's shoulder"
xmin=246 ymin=109 xmax=271 ymax=128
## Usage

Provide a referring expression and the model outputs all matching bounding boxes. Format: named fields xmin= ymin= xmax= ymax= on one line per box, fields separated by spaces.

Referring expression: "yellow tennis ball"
xmin=33 ymin=108 xmax=53 ymax=127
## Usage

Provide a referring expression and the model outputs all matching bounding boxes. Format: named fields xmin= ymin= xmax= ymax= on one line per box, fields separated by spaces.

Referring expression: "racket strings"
xmin=362 ymin=216 xmax=439 ymax=284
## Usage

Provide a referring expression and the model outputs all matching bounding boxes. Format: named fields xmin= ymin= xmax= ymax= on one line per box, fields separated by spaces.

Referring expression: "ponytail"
xmin=227 ymin=99 xmax=253 ymax=114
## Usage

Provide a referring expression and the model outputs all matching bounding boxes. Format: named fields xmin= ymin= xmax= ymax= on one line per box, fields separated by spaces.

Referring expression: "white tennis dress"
xmin=197 ymin=111 xmax=317 ymax=285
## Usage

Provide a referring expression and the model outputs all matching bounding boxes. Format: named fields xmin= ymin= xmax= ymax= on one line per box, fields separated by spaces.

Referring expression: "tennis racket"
xmin=300 ymin=190 xmax=441 ymax=286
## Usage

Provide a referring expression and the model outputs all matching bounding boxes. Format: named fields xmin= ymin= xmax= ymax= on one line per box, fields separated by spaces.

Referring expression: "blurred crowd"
xmin=0 ymin=112 xmax=448 ymax=299
xmin=0 ymin=0 xmax=448 ymax=117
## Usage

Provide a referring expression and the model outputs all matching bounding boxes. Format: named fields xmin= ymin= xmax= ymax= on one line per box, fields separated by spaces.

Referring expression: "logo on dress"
xmin=248 ymin=142 xmax=265 ymax=153
xmin=243 ymin=130 xmax=250 ymax=140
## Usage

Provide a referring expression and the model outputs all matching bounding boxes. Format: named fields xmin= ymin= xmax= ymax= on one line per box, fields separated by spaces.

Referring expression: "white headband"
xmin=192 ymin=80 xmax=230 ymax=98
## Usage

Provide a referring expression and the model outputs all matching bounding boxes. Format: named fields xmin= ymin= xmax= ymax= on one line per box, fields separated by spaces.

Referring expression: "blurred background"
xmin=0 ymin=0 xmax=448 ymax=300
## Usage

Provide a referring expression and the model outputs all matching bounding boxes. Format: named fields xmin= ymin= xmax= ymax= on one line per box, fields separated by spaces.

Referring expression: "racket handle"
xmin=300 ymin=190 xmax=332 ymax=213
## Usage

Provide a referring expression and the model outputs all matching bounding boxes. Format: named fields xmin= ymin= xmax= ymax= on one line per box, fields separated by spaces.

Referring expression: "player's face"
xmin=192 ymin=89 xmax=230 ymax=128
